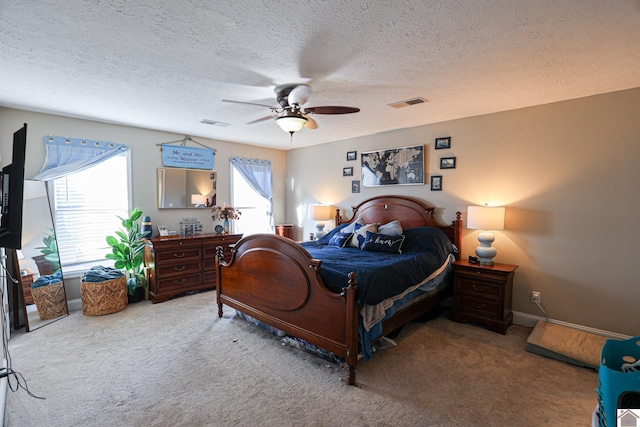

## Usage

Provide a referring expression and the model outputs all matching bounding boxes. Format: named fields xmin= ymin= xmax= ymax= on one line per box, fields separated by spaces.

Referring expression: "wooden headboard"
xmin=335 ymin=195 xmax=462 ymax=259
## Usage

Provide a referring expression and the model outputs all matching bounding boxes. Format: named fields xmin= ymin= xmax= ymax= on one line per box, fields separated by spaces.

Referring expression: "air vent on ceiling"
xmin=387 ymin=97 xmax=429 ymax=109
xmin=200 ymin=119 xmax=231 ymax=127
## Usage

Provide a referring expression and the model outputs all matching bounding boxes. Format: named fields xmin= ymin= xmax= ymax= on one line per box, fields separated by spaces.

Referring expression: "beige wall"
xmin=286 ymin=87 xmax=640 ymax=337
xmin=0 ymin=108 xmax=287 ymax=300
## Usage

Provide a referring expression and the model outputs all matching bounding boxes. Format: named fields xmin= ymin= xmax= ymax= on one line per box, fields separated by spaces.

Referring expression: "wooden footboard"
xmin=216 ymin=234 xmax=359 ymax=384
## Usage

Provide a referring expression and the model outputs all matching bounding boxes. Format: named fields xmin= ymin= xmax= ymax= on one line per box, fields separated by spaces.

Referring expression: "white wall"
xmin=286 ymin=87 xmax=640 ymax=337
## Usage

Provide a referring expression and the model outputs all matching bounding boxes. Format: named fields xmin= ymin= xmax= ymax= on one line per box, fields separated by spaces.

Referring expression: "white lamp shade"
xmin=191 ymin=194 xmax=206 ymax=206
xmin=467 ymin=206 xmax=505 ymax=231
xmin=309 ymin=204 xmax=332 ymax=221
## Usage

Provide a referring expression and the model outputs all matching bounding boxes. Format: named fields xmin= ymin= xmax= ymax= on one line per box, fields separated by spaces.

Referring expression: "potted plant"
xmin=33 ymin=226 xmax=61 ymax=275
xmin=105 ymin=207 xmax=147 ymax=303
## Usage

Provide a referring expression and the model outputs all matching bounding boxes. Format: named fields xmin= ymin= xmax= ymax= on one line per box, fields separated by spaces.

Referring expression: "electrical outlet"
xmin=531 ymin=291 xmax=541 ymax=304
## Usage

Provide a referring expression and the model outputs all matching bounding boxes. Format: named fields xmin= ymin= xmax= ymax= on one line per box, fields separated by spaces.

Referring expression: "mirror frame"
xmin=12 ymin=180 xmax=68 ymax=332
xmin=157 ymin=168 xmax=216 ymax=209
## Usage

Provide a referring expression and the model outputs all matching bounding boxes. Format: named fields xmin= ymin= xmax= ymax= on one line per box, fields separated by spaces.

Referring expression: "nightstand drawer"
xmin=454 ymin=268 xmax=508 ymax=282
xmin=455 ymin=278 xmax=502 ymax=300
xmin=455 ymin=295 xmax=501 ymax=318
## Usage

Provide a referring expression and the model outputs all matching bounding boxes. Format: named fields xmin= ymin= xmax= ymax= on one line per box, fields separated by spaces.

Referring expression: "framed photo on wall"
xmin=361 ymin=145 xmax=424 ymax=187
xmin=430 ymin=175 xmax=442 ymax=191
xmin=435 ymin=137 xmax=451 ymax=150
xmin=352 ymin=180 xmax=360 ymax=193
xmin=343 ymin=166 xmax=354 ymax=176
xmin=346 ymin=151 xmax=357 ymax=161
xmin=440 ymin=157 xmax=456 ymax=169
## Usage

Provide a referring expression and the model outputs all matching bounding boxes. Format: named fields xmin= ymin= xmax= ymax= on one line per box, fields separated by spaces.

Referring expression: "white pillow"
xmin=349 ymin=223 xmax=378 ymax=248
xmin=378 ymin=220 xmax=403 ymax=236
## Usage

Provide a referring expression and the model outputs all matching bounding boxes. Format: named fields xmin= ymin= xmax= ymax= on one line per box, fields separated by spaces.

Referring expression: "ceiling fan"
xmin=223 ymin=84 xmax=360 ymax=137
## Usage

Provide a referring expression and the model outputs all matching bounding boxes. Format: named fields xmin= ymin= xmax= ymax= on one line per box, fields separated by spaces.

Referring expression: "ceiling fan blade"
xmin=247 ymin=114 xmax=277 ymax=125
xmin=303 ymin=114 xmax=318 ymax=129
xmin=222 ymin=99 xmax=276 ymax=109
xmin=304 ymin=106 xmax=360 ymax=114
xmin=288 ymin=84 xmax=312 ymax=106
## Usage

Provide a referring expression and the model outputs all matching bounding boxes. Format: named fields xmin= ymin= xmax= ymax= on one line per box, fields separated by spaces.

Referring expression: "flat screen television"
xmin=0 ymin=123 xmax=27 ymax=249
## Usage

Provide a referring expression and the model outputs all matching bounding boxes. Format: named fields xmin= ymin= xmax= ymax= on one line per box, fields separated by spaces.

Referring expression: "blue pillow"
xmin=328 ymin=232 xmax=353 ymax=248
xmin=349 ymin=223 xmax=378 ymax=248
xmin=362 ymin=231 xmax=406 ymax=254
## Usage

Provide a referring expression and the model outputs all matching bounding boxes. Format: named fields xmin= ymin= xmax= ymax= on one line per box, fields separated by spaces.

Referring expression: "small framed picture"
xmin=430 ymin=175 xmax=442 ymax=191
xmin=435 ymin=137 xmax=451 ymax=150
xmin=343 ymin=167 xmax=354 ymax=176
xmin=440 ymin=157 xmax=456 ymax=169
xmin=346 ymin=151 xmax=357 ymax=161
xmin=352 ymin=180 xmax=360 ymax=193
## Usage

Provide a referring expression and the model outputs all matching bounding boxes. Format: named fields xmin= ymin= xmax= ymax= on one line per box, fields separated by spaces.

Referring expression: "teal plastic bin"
xmin=596 ymin=336 xmax=640 ymax=427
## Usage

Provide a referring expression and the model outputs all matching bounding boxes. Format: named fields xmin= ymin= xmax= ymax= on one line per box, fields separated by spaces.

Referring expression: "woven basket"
xmin=31 ymin=282 xmax=68 ymax=321
xmin=81 ymin=277 xmax=127 ymax=316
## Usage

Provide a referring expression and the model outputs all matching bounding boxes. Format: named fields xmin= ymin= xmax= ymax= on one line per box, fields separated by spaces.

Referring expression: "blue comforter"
xmin=301 ymin=225 xmax=454 ymax=306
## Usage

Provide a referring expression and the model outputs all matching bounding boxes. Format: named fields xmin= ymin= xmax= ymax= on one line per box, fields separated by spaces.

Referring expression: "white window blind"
xmin=50 ymin=152 xmax=130 ymax=271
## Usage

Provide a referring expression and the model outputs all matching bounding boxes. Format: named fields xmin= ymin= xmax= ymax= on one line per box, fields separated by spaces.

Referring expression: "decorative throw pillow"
xmin=328 ymin=232 xmax=353 ymax=248
xmin=362 ymin=231 xmax=406 ymax=254
xmin=340 ymin=217 xmax=366 ymax=235
xmin=378 ymin=220 xmax=403 ymax=236
xmin=349 ymin=223 xmax=378 ymax=249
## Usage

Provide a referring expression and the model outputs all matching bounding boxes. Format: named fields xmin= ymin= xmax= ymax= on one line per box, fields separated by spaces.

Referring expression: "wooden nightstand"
xmin=450 ymin=259 xmax=518 ymax=334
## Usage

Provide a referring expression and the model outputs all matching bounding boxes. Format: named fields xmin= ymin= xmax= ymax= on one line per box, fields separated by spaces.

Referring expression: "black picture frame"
xmin=361 ymin=145 xmax=424 ymax=187
xmin=346 ymin=151 xmax=357 ymax=161
xmin=343 ymin=166 xmax=354 ymax=176
xmin=435 ymin=137 xmax=451 ymax=150
xmin=430 ymin=175 xmax=442 ymax=191
xmin=440 ymin=157 xmax=456 ymax=169
xmin=351 ymin=180 xmax=360 ymax=193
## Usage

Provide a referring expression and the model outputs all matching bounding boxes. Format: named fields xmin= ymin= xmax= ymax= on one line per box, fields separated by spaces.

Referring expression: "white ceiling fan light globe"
xmin=288 ymin=84 xmax=312 ymax=106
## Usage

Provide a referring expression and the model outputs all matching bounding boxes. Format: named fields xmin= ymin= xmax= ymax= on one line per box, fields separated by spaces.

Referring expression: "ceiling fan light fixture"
xmin=275 ymin=113 xmax=307 ymax=134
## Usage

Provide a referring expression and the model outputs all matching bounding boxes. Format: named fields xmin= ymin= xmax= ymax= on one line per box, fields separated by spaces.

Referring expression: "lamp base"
xmin=315 ymin=222 xmax=326 ymax=239
xmin=475 ymin=231 xmax=497 ymax=266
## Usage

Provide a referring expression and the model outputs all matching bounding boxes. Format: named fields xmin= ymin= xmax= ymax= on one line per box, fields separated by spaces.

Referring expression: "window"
xmin=230 ymin=159 xmax=273 ymax=236
xmin=50 ymin=152 xmax=131 ymax=272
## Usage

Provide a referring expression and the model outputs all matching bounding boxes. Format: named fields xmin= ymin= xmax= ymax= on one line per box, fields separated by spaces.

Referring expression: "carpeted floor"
xmin=5 ymin=291 xmax=598 ymax=426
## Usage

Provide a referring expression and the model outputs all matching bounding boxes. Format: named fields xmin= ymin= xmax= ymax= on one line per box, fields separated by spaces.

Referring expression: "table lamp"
xmin=466 ymin=205 xmax=505 ymax=265
xmin=309 ymin=204 xmax=332 ymax=239
xmin=191 ymin=194 xmax=207 ymax=208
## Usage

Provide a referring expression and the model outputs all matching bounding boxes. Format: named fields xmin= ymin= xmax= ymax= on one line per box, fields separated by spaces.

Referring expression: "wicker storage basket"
xmin=81 ymin=277 xmax=127 ymax=316
xmin=31 ymin=282 xmax=68 ymax=320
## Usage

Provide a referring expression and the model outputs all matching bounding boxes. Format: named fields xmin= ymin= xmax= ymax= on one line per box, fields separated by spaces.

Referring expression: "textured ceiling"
xmin=1 ymin=1 xmax=639 ymax=150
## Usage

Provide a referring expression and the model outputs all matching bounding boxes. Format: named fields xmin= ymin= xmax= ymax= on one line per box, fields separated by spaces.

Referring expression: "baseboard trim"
xmin=512 ymin=311 xmax=631 ymax=340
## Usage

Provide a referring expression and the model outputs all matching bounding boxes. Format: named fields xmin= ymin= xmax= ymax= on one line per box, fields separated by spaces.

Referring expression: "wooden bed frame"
xmin=215 ymin=195 xmax=462 ymax=385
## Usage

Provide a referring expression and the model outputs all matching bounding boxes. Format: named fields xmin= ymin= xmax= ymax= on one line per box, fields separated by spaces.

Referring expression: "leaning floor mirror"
xmin=11 ymin=180 xmax=68 ymax=332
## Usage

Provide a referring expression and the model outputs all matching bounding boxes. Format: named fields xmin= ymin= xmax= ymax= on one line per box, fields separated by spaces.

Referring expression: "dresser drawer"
xmin=156 ymin=273 xmax=202 ymax=293
xmin=155 ymin=259 xmax=202 ymax=277
xmin=455 ymin=294 xmax=501 ymax=318
xmin=455 ymin=277 xmax=502 ymax=300
xmin=155 ymin=247 xmax=202 ymax=263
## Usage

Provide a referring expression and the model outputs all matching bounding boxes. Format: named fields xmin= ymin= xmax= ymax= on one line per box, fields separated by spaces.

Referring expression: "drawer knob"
xmin=173 ymin=265 xmax=186 ymax=271
xmin=476 ymin=271 xmax=481 ymax=275
xmin=472 ymin=284 xmax=485 ymax=292
xmin=174 ymin=252 xmax=186 ymax=258
xmin=472 ymin=302 xmax=485 ymax=309
xmin=174 ymin=278 xmax=186 ymax=284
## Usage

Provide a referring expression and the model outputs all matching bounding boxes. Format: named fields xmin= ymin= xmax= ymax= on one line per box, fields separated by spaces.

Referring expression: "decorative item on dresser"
xmin=450 ymin=259 xmax=518 ymax=334
xmin=145 ymin=233 xmax=242 ymax=303
xmin=275 ymin=224 xmax=293 ymax=239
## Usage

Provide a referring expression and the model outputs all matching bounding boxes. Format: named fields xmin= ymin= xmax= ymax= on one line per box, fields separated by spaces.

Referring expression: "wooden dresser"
xmin=145 ymin=233 xmax=242 ymax=303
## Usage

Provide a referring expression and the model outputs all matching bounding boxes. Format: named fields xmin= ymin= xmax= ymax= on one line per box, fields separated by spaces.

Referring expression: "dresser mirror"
xmin=157 ymin=168 xmax=216 ymax=209
xmin=12 ymin=180 xmax=68 ymax=332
